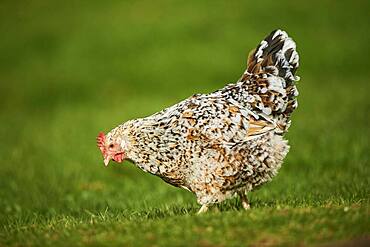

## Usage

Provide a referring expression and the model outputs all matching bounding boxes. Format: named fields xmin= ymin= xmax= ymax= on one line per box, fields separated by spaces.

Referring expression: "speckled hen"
xmin=97 ymin=30 xmax=300 ymax=213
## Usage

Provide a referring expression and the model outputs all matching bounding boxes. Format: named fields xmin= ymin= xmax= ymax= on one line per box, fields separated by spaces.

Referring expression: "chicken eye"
xmin=109 ymin=144 xmax=114 ymax=148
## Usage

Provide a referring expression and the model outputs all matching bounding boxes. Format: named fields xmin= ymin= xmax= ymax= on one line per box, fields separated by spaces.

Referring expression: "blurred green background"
xmin=0 ymin=0 xmax=369 ymax=246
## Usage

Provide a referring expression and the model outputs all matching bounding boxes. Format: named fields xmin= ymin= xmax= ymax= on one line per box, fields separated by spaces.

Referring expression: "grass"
xmin=0 ymin=0 xmax=369 ymax=246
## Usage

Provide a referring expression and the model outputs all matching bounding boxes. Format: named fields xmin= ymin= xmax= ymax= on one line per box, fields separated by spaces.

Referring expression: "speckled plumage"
xmin=99 ymin=30 xmax=300 ymax=211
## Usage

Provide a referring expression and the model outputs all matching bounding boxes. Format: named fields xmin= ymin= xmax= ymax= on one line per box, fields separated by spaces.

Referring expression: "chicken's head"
xmin=96 ymin=132 xmax=125 ymax=166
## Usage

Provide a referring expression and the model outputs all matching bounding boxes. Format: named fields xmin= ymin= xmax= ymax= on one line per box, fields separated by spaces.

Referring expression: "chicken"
xmin=97 ymin=29 xmax=300 ymax=213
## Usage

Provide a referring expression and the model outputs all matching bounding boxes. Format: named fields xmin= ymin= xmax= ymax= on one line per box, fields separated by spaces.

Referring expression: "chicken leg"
xmin=238 ymin=191 xmax=250 ymax=210
xmin=197 ymin=205 xmax=209 ymax=214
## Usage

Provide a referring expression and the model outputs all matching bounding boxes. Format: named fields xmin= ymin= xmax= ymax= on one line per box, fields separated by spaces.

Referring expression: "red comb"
xmin=96 ymin=132 xmax=106 ymax=153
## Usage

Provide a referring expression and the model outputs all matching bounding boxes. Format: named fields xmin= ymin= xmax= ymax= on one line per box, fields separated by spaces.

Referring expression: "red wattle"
xmin=113 ymin=153 xmax=124 ymax=163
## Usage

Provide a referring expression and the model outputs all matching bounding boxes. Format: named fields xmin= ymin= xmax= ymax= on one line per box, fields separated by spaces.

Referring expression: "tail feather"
xmin=245 ymin=29 xmax=300 ymax=83
xmin=240 ymin=29 xmax=300 ymax=133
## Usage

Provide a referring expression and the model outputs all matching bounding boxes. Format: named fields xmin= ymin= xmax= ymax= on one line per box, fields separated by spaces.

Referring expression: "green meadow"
xmin=0 ymin=0 xmax=369 ymax=246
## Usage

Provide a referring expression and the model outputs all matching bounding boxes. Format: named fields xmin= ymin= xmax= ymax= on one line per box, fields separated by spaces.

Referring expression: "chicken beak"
xmin=104 ymin=155 xmax=111 ymax=166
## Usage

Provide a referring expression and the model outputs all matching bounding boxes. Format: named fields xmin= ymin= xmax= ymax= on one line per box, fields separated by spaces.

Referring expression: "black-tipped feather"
xmin=240 ymin=29 xmax=300 ymax=132
xmin=245 ymin=29 xmax=299 ymax=83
